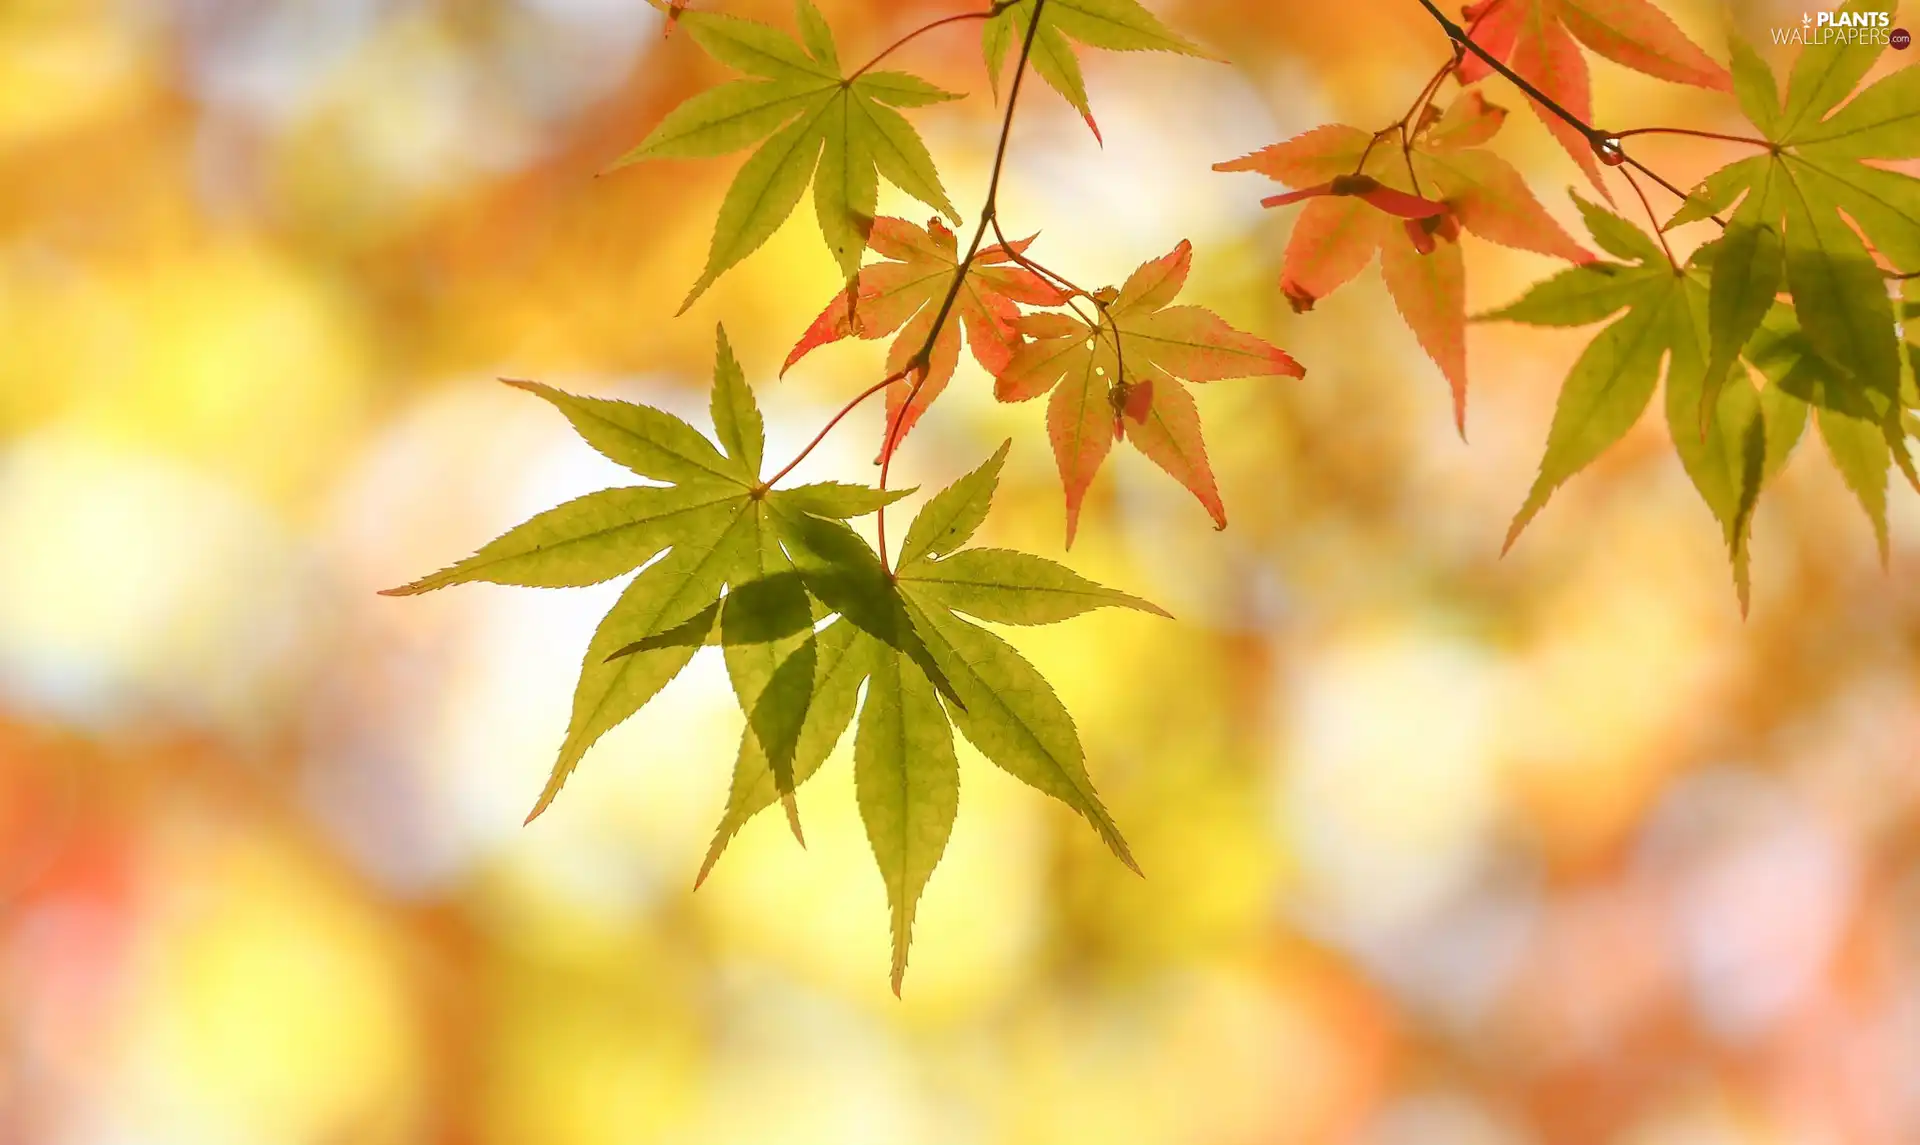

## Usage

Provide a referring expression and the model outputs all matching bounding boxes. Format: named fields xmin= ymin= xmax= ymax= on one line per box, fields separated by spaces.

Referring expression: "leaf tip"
xmin=694 ymin=827 xmax=732 ymax=890
xmin=677 ymin=275 xmax=715 ymax=317
xmin=1501 ymin=507 xmax=1537 ymax=557
xmin=782 ymin=792 xmax=806 ymax=846
xmin=1130 ymin=593 xmax=1175 ymax=620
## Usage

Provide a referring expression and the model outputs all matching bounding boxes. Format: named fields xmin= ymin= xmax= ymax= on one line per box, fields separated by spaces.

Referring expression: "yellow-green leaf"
xmin=1504 ymin=278 xmax=1672 ymax=548
xmin=895 ymin=439 xmax=1011 ymax=570
xmin=902 ymin=596 xmax=1137 ymax=872
xmin=530 ymin=510 xmax=755 ymax=821
xmin=771 ymin=482 xmax=915 ymax=519
xmin=382 ymin=485 xmax=743 ymax=595
xmin=854 ymin=641 xmax=960 ymax=995
xmin=898 ymin=547 xmax=1169 ymax=624
xmin=698 ymin=621 xmax=872 ymax=885
xmin=709 ymin=323 xmax=764 ymax=480
xmin=504 ymin=379 xmax=742 ymax=488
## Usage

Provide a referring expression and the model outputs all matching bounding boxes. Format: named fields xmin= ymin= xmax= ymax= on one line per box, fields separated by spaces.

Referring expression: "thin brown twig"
xmin=846 ymin=2 xmax=1015 ymax=82
xmin=986 ymin=213 xmax=1125 ymax=380
xmin=1612 ymin=126 xmax=1773 ymax=148
xmin=1393 ymin=12 xmax=1484 ymax=191
xmin=876 ymin=0 xmax=1051 ymax=573
xmin=1354 ymin=1 xmax=1490 ymax=187
xmin=759 ymin=368 xmax=910 ymax=491
xmin=1410 ymin=0 xmax=1602 ymax=149
xmin=987 ymin=215 xmax=1086 ymax=298
xmin=1620 ymin=165 xmax=1677 ymax=270
xmin=1407 ymin=0 xmax=1728 ymax=227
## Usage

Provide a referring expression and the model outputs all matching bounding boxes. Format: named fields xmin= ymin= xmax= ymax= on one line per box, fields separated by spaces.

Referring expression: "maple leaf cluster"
xmin=388 ymin=0 xmax=1304 ymax=994
xmin=1219 ymin=89 xmax=1590 ymax=431
xmin=1453 ymin=0 xmax=1731 ymax=188
xmin=389 ymin=0 xmax=1920 ymax=990
xmin=787 ymin=221 xmax=1303 ymax=542
xmin=1221 ymin=0 xmax=1919 ymax=606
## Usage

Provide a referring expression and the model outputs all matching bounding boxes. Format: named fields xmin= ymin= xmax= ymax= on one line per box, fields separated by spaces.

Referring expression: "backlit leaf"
xmin=772 ymin=482 xmax=915 ymax=519
xmin=710 ymin=323 xmax=764 ymax=480
xmin=982 ymin=0 xmax=1212 ymax=138
xmin=502 ymin=379 xmax=740 ymax=489
xmin=899 ymin=547 xmax=1169 ymax=624
xmin=721 ymin=505 xmax=817 ymax=832
xmin=380 ymin=485 xmax=742 ymax=596
xmin=901 ymin=595 xmax=1138 ymax=872
xmin=698 ymin=620 xmax=872 ymax=886
xmin=613 ymin=2 xmax=961 ymax=309
xmin=539 ymin=515 xmax=754 ymax=820
xmin=785 ymin=219 xmax=1067 ymax=460
xmin=1455 ymin=0 xmax=1730 ymax=186
xmin=995 ymin=240 xmax=1301 ymax=539
xmin=1702 ymin=217 xmax=1784 ymax=426
xmin=1665 ymin=17 xmax=1914 ymax=414
xmin=1818 ymin=405 xmax=1891 ymax=562
xmin=1503 ymin=277 xmax=1670 ymax=547
xmin=896 ymin=440 xmax=1011 ymax=570
xmin=855 ymin=642 xmax=960 ymax=995
xmin=1219 ymin=91 xmax=1585 ymax=430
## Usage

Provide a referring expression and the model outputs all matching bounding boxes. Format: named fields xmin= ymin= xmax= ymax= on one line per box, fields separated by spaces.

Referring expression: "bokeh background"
xmin=4 ymin=0 xmax=1919 ymax=1142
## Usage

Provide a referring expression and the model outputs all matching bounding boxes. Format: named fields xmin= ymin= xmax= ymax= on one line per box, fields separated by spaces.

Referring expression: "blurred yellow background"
xmin=3 ymin=0 xmax=1918 ymax=1142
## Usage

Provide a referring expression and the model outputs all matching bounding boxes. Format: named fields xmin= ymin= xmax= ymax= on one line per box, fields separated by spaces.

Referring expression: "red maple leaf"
xmin=993 ymin=240 xmax=1303 ymax=542
xmin=1217 ymin=91 xmax=1592 ymax=432
xmin=785 ymin=216 xmax=1070 ymax=461
xmin=1455 ymin=0 xmax=1730 ymax=188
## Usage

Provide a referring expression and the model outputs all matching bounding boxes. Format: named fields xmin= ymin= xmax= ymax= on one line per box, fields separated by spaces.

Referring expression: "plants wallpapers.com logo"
xmin=1770 ymin=9 xmax=1906 ymax=45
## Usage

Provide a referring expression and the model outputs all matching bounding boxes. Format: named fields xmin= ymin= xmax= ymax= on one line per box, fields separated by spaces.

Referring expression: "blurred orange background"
xmin=3 ymin=0 xmax=1918 ymax=1142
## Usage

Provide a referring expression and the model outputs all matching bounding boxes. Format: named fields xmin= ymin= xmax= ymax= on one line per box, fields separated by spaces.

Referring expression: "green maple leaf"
xmin=387 ymin=339 xmax=1164 ymax=990
xmin=383 ymin=324 xmax=908 ymax=823
xmin=611 ymin=0 xmax=962 ymax=310
xmin=1743 ymin=300 xmax=1913 ymax=563
xmin=1485 ymin=196 xmax=1809 ymax=610
xmin=697 ymin=442 xmax=1166 ymax=992
xmin=982 ymin=0 xmax=1214 ymax=141
xmin=1668 ymin=4 xmax=1918 ymax=422
xmin=1905 ymin=277 xmax=1920 ymax=411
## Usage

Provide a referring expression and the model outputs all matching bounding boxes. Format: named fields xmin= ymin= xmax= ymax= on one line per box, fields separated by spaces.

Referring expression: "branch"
xmin=877 ymin=0 xmax=1051 ymax=573
xmin=1409 ymin=0 xmax=1603 ymax=148
xmin=758 ymin=368 xmax=909 ymax=491
xmin=986 ymin=213 xmax=1128 ymax=385
xmin=1407 ymin=0 xmax=1725 ymax=225
xmin=762 ymin=3 xmax=1031 ymax=497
